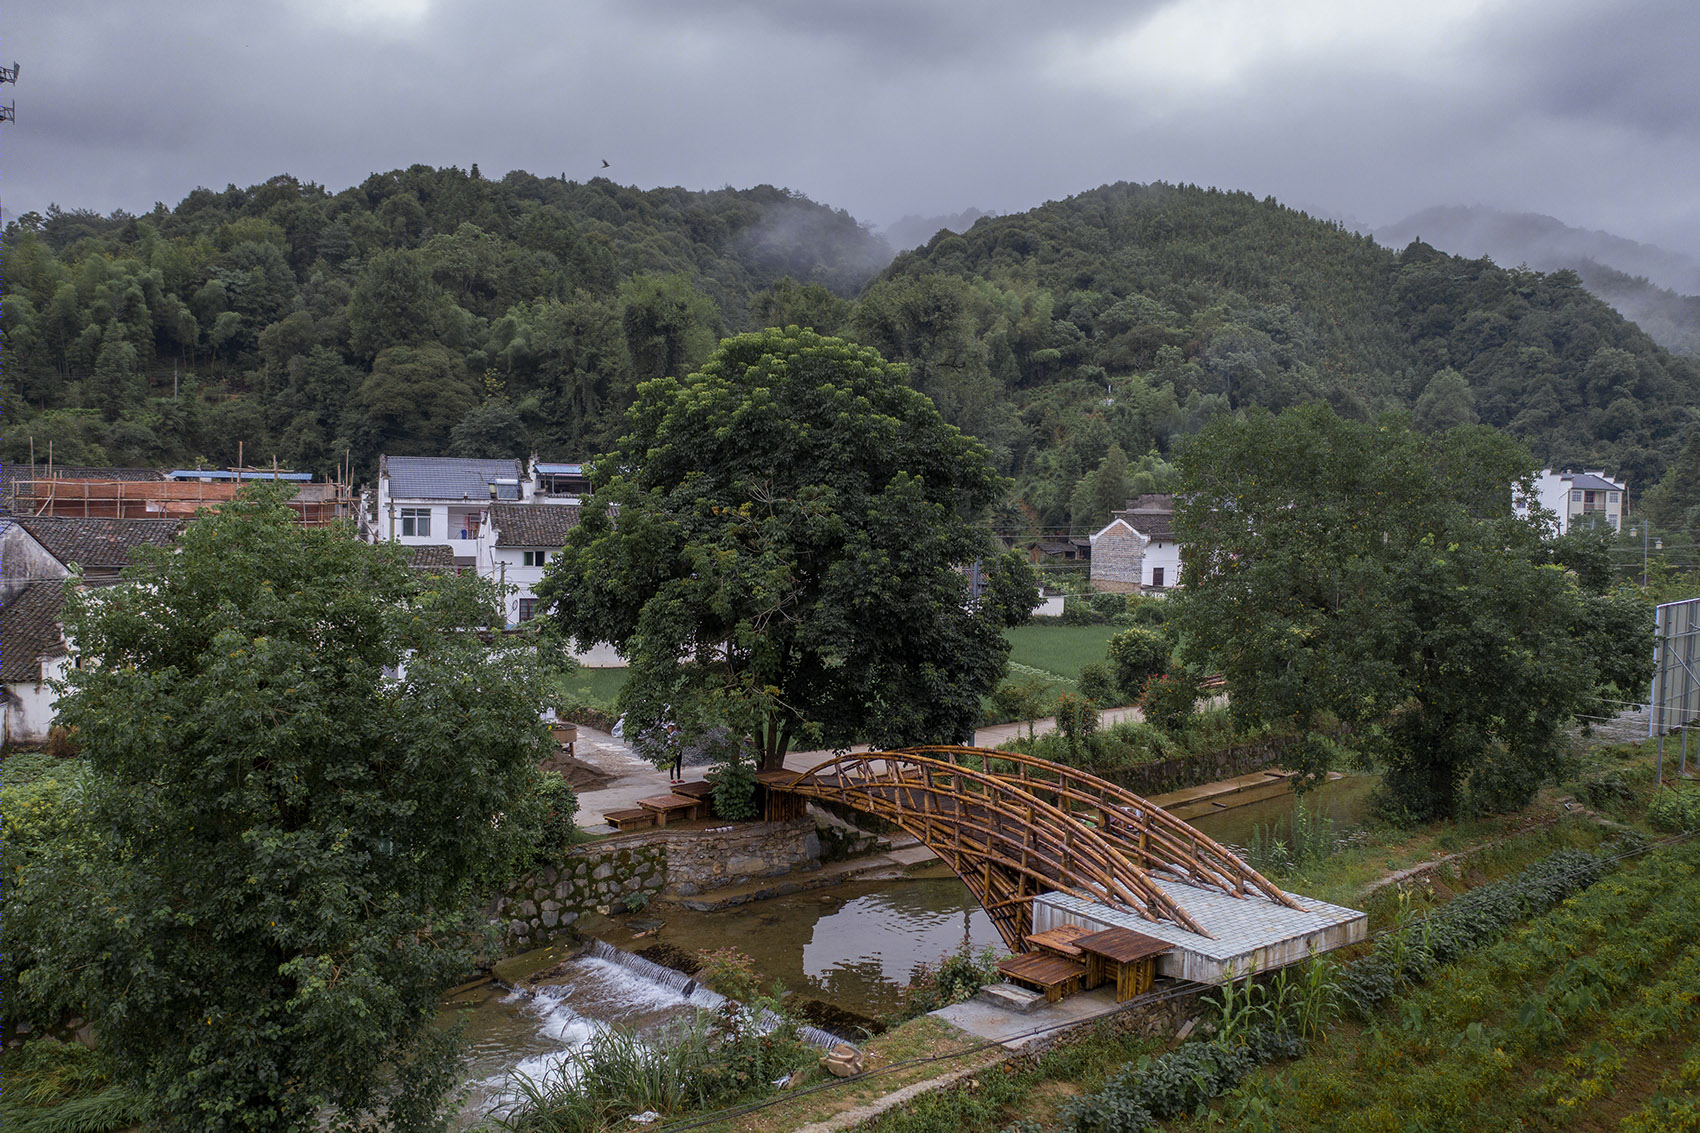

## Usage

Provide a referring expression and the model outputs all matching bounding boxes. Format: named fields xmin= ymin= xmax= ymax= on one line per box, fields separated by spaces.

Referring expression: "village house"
xmin=1089 ymin=494 xmax=1180 ymax=593
xmin=474 ymin=502 xmax=582 ymax=626
xmin=1515 ymin=469 xmax=1628 ymax=534
xmin=0 ymin=515 xmax=182 ymax=745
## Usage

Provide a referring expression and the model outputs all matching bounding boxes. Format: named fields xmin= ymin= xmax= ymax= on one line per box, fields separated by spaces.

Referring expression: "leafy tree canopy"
xmin=48 ymin=489 xmax=552 ymax=1130
xmin=540 ymin=327 xmax=1031 ymax=769
xmin=1168 ymin=405 xmax=1625 ymax=820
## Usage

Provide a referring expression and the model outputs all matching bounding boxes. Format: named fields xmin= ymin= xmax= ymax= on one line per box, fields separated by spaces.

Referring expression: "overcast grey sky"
xmin=5 ymin=0 xmax=1697 ymax=258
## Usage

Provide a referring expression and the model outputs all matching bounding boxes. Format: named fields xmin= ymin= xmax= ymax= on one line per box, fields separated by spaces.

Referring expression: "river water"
xmin=450 ymin=871 xmax=1002 ymax=1126
xmin=449 ymin=774 xmax=1373 ymax=1126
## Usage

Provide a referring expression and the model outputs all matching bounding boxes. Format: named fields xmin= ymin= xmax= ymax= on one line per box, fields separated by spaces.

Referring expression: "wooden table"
xmin=997 ymin=952 xmax=1089 ymax=1002
xmin=1073 ymin=927 xmax=1174 ymax=1002
xmin=1025 ymin=923 xmax=1092 ymax=958
xmin=635 ymin=793 xmax=704 ymax=826
xmin=1025 ymin=923 xmax=1102 ymax=988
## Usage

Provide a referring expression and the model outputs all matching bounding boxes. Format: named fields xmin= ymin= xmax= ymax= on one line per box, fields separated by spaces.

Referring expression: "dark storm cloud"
xmin=1504 ymin=0 xmax=1700 ymax=141
xmin=5 ymin=0 xmax=1698 ymax=264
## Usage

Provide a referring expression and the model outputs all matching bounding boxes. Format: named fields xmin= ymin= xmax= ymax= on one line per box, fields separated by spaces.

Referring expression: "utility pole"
xmin=0 ymin=61 xmax=18 ymax=124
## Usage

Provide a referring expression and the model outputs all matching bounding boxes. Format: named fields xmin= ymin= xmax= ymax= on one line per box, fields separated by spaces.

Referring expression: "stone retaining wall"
xmin=1110 ymin=735 xmax=1296 ymax=798
xmin=489 ymin=818 xmax=821 ymax=949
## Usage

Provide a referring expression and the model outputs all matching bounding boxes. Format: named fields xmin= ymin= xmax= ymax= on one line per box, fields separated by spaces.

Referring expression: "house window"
xmin=523 ymin=550 xmax=548 ymax=567
xmin=517 ymin=598 xmax=538 ymax=622
xmin=1152 ymin=567 xmax=1165 ymax=588
xmin=1607 ymin=492 xmax=1619 ymax=503
xmin=400 ymin=508 xmax=431 ymax=537
xmin=1571 ymin=490 xmax=1583 ymax=502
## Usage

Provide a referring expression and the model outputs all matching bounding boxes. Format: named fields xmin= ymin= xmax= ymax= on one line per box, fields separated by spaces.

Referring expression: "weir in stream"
xmin=457 ymin=938 xmax=850 ymax=1126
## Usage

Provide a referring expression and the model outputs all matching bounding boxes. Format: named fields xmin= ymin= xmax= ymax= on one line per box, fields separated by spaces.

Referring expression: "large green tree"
xmin=540 ymin=327 xmax=1029 ymax=770
xmin=49 ymin=491 xmax=551 ymax=1130
xmin=1169 ymin=405 xmax=1606 ymax=820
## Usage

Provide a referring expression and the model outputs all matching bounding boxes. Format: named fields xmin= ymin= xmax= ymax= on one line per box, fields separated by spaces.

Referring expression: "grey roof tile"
xmin=490 ymin=504 xmax=581 ymax=548
xmin=1 ymin=582 xmax=70 ymax=683
xmin=15 ymin=516 xmax=182 ymax=571
xmin=383 ymin=456 xmax=524 ymax=501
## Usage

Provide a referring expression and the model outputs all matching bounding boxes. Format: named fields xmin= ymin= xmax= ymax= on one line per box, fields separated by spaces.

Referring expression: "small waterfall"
xmin=584 ymin=938 xmax=850 ymax=1049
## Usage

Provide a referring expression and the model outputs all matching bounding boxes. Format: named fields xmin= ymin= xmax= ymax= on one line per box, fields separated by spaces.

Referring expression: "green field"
xmin=1002 ymin=624 xmax=1120 ymax=687
xmin=1179 ymin=836 xmax=1700 ymax=1132
xmin=554 ymin=626 xmax=1117 ymax=710
xmin=555 ymin=665 xmax=629 ymax=711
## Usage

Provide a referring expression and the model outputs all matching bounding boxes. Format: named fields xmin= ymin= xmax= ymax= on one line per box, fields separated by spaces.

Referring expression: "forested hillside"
xmin=1 ymin=167 xmax=889 ymax=476
xmin=4 ymin=172 xmax=1696 ymax=540
xmin=1371 ymin=204 xmax=1700 ymax=359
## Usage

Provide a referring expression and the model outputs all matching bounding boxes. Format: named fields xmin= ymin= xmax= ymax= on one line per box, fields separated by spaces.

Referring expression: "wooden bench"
xmin=997 ymin=952 xmax=1089 ymax=1003
xmin=636 ymin=793 xmax=704 ymax=827
xmin=601 ymin=807 xmax=656 ymax=831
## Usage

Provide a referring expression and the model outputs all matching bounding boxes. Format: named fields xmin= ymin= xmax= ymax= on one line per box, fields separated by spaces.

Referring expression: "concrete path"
xmin=570 ymin=706 xmax=1145 ymax=832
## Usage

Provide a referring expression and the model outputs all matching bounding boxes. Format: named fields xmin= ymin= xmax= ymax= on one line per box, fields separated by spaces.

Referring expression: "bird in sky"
xmin=601 ymin=159 xmax=610 ymax=168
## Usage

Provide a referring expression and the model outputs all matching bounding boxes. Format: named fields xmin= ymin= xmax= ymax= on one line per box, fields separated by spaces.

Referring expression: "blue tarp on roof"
xmin=167 ymin=469 xmax=313 ymax=481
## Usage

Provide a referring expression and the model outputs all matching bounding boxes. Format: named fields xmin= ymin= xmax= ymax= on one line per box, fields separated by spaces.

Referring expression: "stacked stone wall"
xmin=1111 ymin=735 xmax=1296 ymax=798
xmin=1090 ymin=526 xmax=1145 ymax=590
xmin=489 ymin=818 xmax=821 ymax=949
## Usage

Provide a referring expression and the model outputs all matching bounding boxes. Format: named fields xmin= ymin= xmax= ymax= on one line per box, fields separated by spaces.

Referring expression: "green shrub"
xmin=1647 ymin=784 xmax=1700 ymax=833
xmin=2 ymin=762 xmax=96 ymax=1031
xmin=1106 ymin=626 xmax=1171 ymax=699
xmin=1077 ymin=662 xmax=1120 ymax=706
xmin=987 ymin=674 xmax=1057 ymax=725
xmin=891 ymin=945 xmax=1006 ymax=1021
xmin=1053 ymin=693 xmax=1100 ymax=753
xmin=535 ymin=771 xmax=579 ymax=859
xmin=708 ymin=755 xmax=760 ymax=821
xmin=1140 ymin=670 xmax=1201 ymax=733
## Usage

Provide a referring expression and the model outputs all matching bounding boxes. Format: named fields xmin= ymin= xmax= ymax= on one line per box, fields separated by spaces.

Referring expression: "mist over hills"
xmin=1371 ymin=205 xmax=1700 ymax=358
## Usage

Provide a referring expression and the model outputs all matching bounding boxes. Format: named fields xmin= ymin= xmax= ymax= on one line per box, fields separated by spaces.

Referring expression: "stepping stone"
xmin=976 ymin=982 xmax=1046 ymax=1014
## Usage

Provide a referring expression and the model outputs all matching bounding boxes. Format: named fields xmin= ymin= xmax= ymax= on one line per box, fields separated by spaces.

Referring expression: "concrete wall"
xmin=3 ymin=656 xmax=72 ymax=746
xmin=0 ymin=527 xmax=69 ymax=607
xmin=490 ymin=818 xmax=822 ymax=949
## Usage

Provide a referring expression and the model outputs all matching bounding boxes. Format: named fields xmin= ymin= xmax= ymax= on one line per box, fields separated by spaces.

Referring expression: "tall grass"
xmin=1244 ymin=798 xmax=1338 ymax=876
xmin=497 ymin=1003 xmax=810 ymax=1132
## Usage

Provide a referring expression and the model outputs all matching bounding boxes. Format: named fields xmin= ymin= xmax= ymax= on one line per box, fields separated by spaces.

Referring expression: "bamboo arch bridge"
xmin=755 ymin=745 xmax=1302 ymax=953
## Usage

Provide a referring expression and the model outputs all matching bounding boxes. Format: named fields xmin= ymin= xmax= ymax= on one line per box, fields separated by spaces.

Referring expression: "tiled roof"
xmin=383 ymin=456 xmax=523 ymax=501
xmin=1 ymin=582 xmax=70 ymax=683
xmin=1113 ymin=494 xmax=1175 ymax=541
xmin=15 ymin=516 xmax=182 ymax=571
xmin=1565 ymin=472 xmax=1623 ymax=492
xmin=490 ymin=504 xmax=581 ymax=548
xmin=2 ymin=464 xmax=167 ymax=486
xmin=398 ymin=544 xmax=457 ymax=572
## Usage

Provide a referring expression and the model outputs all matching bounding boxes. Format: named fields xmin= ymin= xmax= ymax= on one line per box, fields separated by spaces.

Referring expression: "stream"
xmin=449 ymin=871 xmax=1002 ymax=1126
xmin=449 ymin=774 xmax=1374 ymax=1126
